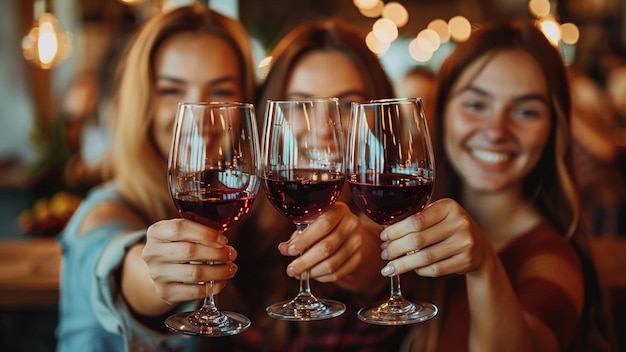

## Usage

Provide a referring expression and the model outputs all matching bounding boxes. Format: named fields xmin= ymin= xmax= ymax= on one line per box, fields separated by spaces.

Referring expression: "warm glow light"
xmin=382 ymin=2 xmax=409 ymax=28
xmin=537 ymin=17 xmax=561 ymax=46
xmin=528 ymin=0 xmax=551 ymax=18
xmin=416 ymin=29 xmax=441 ymax=53
xmin=366 ymin=30 xmax=390 ymax=56
xmin=22 ymin=12 xmax=71 ymax=69
xmin=38 ymin=20 xmax=58 ymax=65
xmin=353 ymin=0 xmax=379 ymax=10
xmin=427 ymin=18 xmax=451 ymax=43
xmin=358 ymin=1 xmax=384 ymax=18
xmin=448 ymin=16 xmax=472 ymax=42
xmin=561 ymin=22 xmax=580 ymax=45
xmin=373 ymin=18 xmax=398 ymax=43
xmin=409 ymin=39 xmax=433 ymax=62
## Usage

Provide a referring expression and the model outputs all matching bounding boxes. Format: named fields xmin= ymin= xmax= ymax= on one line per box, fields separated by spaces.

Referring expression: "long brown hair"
xmin=257 ymin=19 xmax=395 ymax=118
xmin=412 ymin=20 xmax=614 ymax=351
xmin=104 ymin=4 xmax=256 ymax=223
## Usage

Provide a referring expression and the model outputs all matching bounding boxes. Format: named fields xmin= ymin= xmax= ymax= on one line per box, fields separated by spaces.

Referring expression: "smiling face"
xmin=443 ymin=49 xmax=552 ymax=193
xmin=151 ymin=32 xmax=243 ymax=159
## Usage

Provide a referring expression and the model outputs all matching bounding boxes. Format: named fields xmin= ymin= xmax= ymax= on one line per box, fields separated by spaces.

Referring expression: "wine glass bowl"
xmin=166 ymin=102 xmax=260 ymax=336
xmin=346 ymin=97 xmax=437 ymax=325
xmin=261 ymin=98 xmax=347 ymax=321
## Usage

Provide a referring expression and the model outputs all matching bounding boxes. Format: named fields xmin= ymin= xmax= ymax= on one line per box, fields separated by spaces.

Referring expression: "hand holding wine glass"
xmin=165 ymin=102 xmax=260 ymax=336
xmin=346 ymin=98 xmax=437 ymax=325
xmin=261 ymin=98 xmax=347 ymax=321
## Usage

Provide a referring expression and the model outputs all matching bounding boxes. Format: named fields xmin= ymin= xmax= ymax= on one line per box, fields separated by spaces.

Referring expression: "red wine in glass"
xmin=263 ymin=169 xmax=344 ymax=224
xmin=346 ymin=97 xmax=437 ymax=325
xmin=166 ymin=102 xmax=260 ymax=336
xmin=349 ymin=173 xmax=432 ymax=225
xmin=262 ymin=98 xmax=347 ymax=321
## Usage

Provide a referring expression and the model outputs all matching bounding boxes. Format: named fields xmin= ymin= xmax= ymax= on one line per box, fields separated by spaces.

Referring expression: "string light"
xmin=21 ymin=0 xmax=72 ymax=69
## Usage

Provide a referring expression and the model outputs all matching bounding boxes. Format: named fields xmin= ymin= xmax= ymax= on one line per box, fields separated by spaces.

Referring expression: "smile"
xmin=469 ymin=148 xmax=510 ymax=164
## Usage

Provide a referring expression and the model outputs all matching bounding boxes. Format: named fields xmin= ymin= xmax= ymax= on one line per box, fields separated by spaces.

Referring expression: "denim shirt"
xmin=56 ymin=182 xmax=198 ymax=352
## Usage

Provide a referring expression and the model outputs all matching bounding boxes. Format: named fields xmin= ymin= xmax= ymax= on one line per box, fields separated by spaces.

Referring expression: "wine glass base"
xmin=165 ymin=311 xmax=251 ymax=336
xmin=266 ymin=298 xmax=346 ymax=321
xmin=357 ymin=301 xmax=437 ymax=325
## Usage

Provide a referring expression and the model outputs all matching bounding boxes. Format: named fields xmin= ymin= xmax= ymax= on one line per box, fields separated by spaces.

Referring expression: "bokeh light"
xmin=366 ymin=30 xmax=390 ymax=56
xmin=358 ymin=0 xmax=384 ymax=18
xmin=560 ymin=22 xmax=580 ymax=45
xmin=353 ymin=0 xmax=379 ymax=10
xmin=528 ymin=0 xmax=551 ymax=18
xmin=373 ymin=17 xmax=398 ymax=43
xmin=416 ymin=29 xmax=441 ymax=53
xmin=409 ymin=38 xmax=434 ymax=62
xmin=382 ymin=2 xmax=409 ymax=28
xmin=448 ymin=16 xmax=472 ymax=42
xmin=537 ymin=17 xmax=561 ymax=46
xmin=427 ymin=18 xmax=451 ymax=43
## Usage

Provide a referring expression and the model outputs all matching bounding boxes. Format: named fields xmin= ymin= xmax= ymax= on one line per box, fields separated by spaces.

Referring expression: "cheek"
xmin=153 ymin=103 xmax=177 ymax=157
xmin=443 ymin=107 xmax=471 ymax=155
xmin=521 ymin=127 xmax=551 ymax=165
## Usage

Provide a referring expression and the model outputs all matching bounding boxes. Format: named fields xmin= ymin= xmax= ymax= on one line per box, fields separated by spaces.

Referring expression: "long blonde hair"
xmin=104 ymin=4 xmax=256 ymax=223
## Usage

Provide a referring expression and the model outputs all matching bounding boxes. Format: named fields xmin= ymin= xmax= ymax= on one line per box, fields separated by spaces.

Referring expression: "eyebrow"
xmin=287 ymin=89 xmax=368 ymax=101
xmin=157 ymin=75 xmax=239 ymax=86
xmin=459 ymin=86 xmax=549 ymax=105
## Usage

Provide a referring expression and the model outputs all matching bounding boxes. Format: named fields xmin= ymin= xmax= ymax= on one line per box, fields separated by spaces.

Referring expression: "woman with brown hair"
xmin=379 ymin=20 xmax=614 ymax=351
xmin=225 ymin=19 xmax=411 ymax=350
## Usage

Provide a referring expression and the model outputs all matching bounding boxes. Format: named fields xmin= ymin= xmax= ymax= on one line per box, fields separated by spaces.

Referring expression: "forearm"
xmin=466 ymin=255 xmax=558 ymax=352
xmin=121 ymin=243 xmax=174 ymax=317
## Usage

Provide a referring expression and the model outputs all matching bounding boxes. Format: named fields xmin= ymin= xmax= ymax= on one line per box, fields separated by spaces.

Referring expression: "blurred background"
xmin=1 ymin=0 xmax=625 ymax=350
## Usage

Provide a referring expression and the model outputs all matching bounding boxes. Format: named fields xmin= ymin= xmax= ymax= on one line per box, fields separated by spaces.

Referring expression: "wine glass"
xmin=261 ymin=98 xmax=347 ymax=321
xmin=346 ymin=97 xmax=438 ymax=325
xmin=166 ymin=102 xmax=261 ymax=336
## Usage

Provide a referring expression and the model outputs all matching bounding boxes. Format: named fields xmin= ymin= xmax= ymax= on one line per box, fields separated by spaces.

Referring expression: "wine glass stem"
xmin=389 ymin=274 xmax=403 ymax=300
xmin=295 ymin=224 xmax=313 ymax=298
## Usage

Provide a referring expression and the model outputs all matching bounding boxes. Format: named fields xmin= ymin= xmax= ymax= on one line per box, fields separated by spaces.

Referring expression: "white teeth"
xmin=471 ymin=149 xmax=509 ymax=163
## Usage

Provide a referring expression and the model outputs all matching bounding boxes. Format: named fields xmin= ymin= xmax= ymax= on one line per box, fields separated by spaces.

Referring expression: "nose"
xmin=483 ymin=108 xmax=509 ymax=141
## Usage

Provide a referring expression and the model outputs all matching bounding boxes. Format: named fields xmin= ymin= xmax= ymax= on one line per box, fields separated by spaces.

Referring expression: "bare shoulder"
xmin=78 ymin=201 xmax=147 ymax=236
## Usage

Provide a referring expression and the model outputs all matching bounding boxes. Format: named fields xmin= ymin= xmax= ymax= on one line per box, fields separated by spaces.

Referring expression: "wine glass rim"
xmin=266 ymin=97 xmax=339 ymax=104
xmin=352 ymin=97 xmax=422 ymax=106
xmin=178 ymin=101 xmax=254 ymax=108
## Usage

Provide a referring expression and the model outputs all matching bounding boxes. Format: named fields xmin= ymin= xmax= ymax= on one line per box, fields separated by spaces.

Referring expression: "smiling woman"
xmin=377 ymin=19 xmax=615 ymax=352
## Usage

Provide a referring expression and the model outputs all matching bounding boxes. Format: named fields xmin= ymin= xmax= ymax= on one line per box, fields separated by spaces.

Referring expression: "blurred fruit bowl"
xmin=18 ymin=191 xmax=82 ymax=237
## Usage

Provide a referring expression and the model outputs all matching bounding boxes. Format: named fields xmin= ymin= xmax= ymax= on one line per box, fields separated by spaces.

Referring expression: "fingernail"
xmin=381 ymin=265 xmax=395 ymax=277
xmin=380 ymin=230 xmax=388 ymax=241
xmin=381 ymin=249 xmax=389 ymax=260
xmin=287 ymin=245 xmax=299 ymax=256
xmin=217 ymin=234 xmax=228 ymax=245
xmin=287 ymin=265 xmax=297 ymax=277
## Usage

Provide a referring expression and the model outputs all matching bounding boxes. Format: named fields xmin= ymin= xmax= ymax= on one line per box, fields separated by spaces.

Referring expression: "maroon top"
xmin=436 ymin=222 xmax=583 ymax=351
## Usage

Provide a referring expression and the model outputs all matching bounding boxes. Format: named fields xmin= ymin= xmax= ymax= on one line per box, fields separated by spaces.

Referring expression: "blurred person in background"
xmin=397 ymin=65 xmax=438 ymax=130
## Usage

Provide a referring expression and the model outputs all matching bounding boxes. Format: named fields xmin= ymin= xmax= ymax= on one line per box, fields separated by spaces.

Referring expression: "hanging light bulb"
xmin=22 ymin=0 xmax=72 ymax=69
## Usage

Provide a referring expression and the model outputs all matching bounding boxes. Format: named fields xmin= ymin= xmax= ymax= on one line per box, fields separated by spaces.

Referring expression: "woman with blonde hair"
xmin=56 ymin=4 xmax=255 ymax=351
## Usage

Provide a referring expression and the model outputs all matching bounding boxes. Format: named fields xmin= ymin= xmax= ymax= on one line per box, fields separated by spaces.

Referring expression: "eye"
xmin=513 ymin=107 xmax=541 ymax=119
xmin=461 ymin=99 xmax=487 ymax=112
xmin=157 ymin=86 xmax=183 ymax=97
xmin=210 ymin=88 xmax=239 ymax=99
xmin=339 ymin=100 xmax=352 ymax=111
